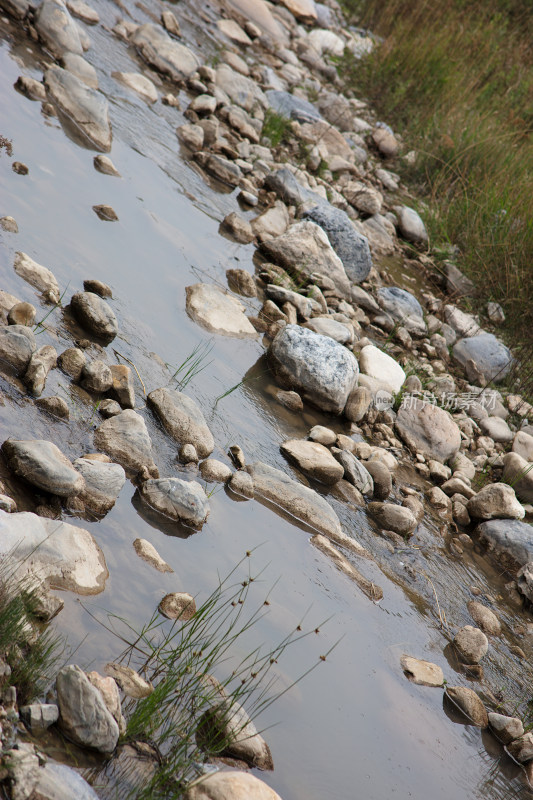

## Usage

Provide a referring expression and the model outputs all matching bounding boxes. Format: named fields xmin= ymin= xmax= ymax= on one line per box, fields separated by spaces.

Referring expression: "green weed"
xmin=167 ymin=340 xmax=214 ymax=391
xmin=261 ymin=110 xmax=293 ymax=148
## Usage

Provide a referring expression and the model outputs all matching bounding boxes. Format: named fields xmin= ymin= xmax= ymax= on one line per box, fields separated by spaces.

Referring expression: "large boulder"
xmin=467 ymin=483 xmax=525 ymax=520
xmin=56 ymin=665 xmax=119 ymax=754
xmin=268 ymin=324 xmax=359 ymax=414
xmin=35 ymin=0 xmax=82 ymax=57
xmin=453 ymin=332 xmax=512 ymax=383
xmin=2 ymin=439 xmax=85 ymax=497
xmin=395 ymin=398 xmax=461 ymax=462
xmin=185 ymin=284 xmax=257 ymax=338
xmin=139 ymin=478 xmax=209 ymax=527
xmin=0 ymin=510 xmax=108 ymax=594
xmin=260 ymin=221 xmax=351 ymax=298
xmin=502 ymin=452 xmax=533 ymax=503
xmin=131 ymin=24 xmax=199 ymax=82
xmin=44 ymin=67 xmax=112 ymax=152
xmin=265 ymin=89 xmax=322 ymax=124
xmin=302 ymin=205 xmax=372 ymax=284
xmin=148 ymin=388 xmax=214 ymax=458
xmin=94 ymin=410 xmax=156 ymax=474
xmin=475 ymin=518 xmax=533 ymax=572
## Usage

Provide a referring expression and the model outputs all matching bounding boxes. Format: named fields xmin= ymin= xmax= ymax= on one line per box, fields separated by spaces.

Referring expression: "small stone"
xmin=133 ymin=538 xmax=173 ymax=573
xmin=200 ymin=459 xmax=232 ymax=483
xmin=139 ymin=478 xmax=209 ymax=527
xmin=229 ymin=444 xmax=246 ymax=469
xmin=58 ymin=347 xmax=86 ymax=380
xmin=507 ymin=732 xmax=533 ymax=762
xmin=12 ymin=161 xmax=29 ymax=174
xmin=467 ymin=601 xmax=501 ymax=635
xmin=93 ymin=155 xmax=120 ymax=176
xmin=276 ymin=389 xmax=303 ymax=411
xmin=104 ymin=663 xmax=153 ymax=698
xmin=70 ymin=291 xmax=118 ymax=341
xmin=109 ymin=364 xmax=135 ymax=408
xmin=453 ymin=625 xmax=488 ymax=664
xmin=161 ymin=9 xmax=180 ymax=37
xmin=159 ymin=592 xmax=196 ymax=620
xmin=93 ymin=204 xmax=118 ymax=221
xmin=81 ymin=359 xmax=113 ymax=393
xmin=20 ymin=703 xmax=59 ymax=734
xmin=177 ymin=123 xmax=204 ymax=151
xmin=8 ymin=301 xmax=36 ymax=326
xmin=180 ymin=443 xmax=198 ymax=463
xmin=84 ymin=279 xmax=112 ymax=297
xmin=228 ymin=470 xmax=254 ymax=498
xmin=445 ymin=686 xmax=488 ymax=727
xmin=345 ymin=385 xmax=372 ymax=423
xmin=0 ymin=495 xmax=17 ymax=512
xmin=99 ymin=398 xmax=122 ymax=417
xmin=226 ymin=268 xmax=257 ymax=297
xmin=14 ymin=251 xmax=60 ymax=302
xmin=221 ymin=213 xmax=254 ymax=244
xmin=0 ymin=215 xmax=19 ymax=233
xmin=400 ymin=655 xmax=443 ymax=687
xmin=367 ymin=502 xmax=417 ymax=536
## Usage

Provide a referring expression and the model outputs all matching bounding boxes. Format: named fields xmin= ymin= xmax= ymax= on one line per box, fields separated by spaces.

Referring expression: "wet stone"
xmin=70 ymin=291 xmax=118 ymax=341
xmin=94 ymin=410 xmax=156 ymax=474
xmin=81 ymin=359 xmax=113 ymax=393
xmin=148 ymin=387 xmax=214 ymax=458
xmin=93 ymin=155 xmax=120 ymax=176
xmin=200 ymin=459 xmax=232 ymax=483
xmin=133 ymin=538 xmax=173 ymax=573
xmin=400 ymin=655 xmax=444 ymax=687
xmin=228 ymin=470 xmax=254 ymax=498
xmin=0 ymin=324 xmax=36 ymax=371
xmin=58 ymin=347 xmax=86 ymax=379
xmin=44 ymin=67 xmax=112 ymax=152
xmin=93 ymin=204 xmax=118 ymax=221
xmin=185 ymin=283 xmax=257 ymax=338
xmin=2 ymin=439 xmax=84 ymax=497
xmin=453 ymin=625 xmax=488 ymax=664
xmin=445 ymin=686 xmax=488 ymax=728
xmin=476 ymin=518 xmax=533 ymax=573
xmin=467 ymin=601 xmax=501 ymax=635
xmin=0 ymin=215 xmax=19 ymax=232
xmin=367 ymin=502 xmax=417 ymax=536
xmin=73 ymin=457 xmax=126 ymax=515
xmin=159 ymin=592 xmax=196 ymax=620
xmin=139 ymin=477 xmax=209 ymax=527
xmin=62 ymin=52 xmax=98 ymax=89
xmin=35 ymin=0 xmax=83 ymax=57
xmin=14 ymin=251 xmax=60 ymax=302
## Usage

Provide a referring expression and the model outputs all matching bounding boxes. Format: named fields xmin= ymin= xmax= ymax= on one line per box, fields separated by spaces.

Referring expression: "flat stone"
xmin=217 ymin=18 xmax=251 ymax=45
xmin=73 ymin=457 xmax=126 ymax=515
xmin=225 ymin=0 xmax=287 ymax=42
xmin=14 ymin=251 xmax=60 ymax=302
xmin=395 ymin=397 xmax=461 ymax=462
xmin=113 ymin=71 xmax=158 ymax=103
xmin=131 ymin=24 xmax=199 ymax=82
xmin=302 ymin=204 xmax=372 ymax=285
xmin=467 ymin=483 xmax=525 ymax=521
xmin=56 ymin=665 xmax=119 ymax=753
xmin=2 ymin=439 xmax=84 ymax=497
xmin=367 ymin=502 xmax=417 ymax=535
xmin=94 ymin=410 xmax=156 ymax=474
xmin=445 ymin=686 xmax=488 ymax=727
xmin=502 ymin=452 xmax=533 ymax=503
xmin=199 ymin=459 xmax=232 ymax=483
xmin=44 ymin=67 xmax=111 ymax=152
xmin=62 ymin=52 xmax=98 ymax=89
xmin=0 ymin=324 xmax=36 ymax=370
xmin=159 ymin=592 xmax=196 ymax=620
xmin=453 ymin=333 xmax=512 ymax=383
xmin=139 ymin=477 xmax=209 ymax=527
xmin=133 ymin=538 xmax=173 ymax=572
xmin=268 ymin=324 xmax=359 ymax=414
xmin=184 ymin=771 xmax=282 ymax=800
xmin=488 ymin=712 xmax=524 ymax=745
xmin=261 ymin=220 xmax=351 ymax=298
xmin=280 ymin=439 xmax=344 ymax=485
xmin=0 ymin=509 xmax=108 ymax=594
xmin=185 ymin=283 xmax=257 ymax=338
xmin=35 ymin=0 xmax=82 ymax=57
xmin=476 ymin=518 xmax=533 ymax=572
xmin=67 ymin=0 xmax=99 ymax=23
xmin=400 ymin=655 xmax=443 ymax=687
xmin=70 ymin=291 xmax=118 ymax=340
xmin=302 ymin=316 xmax=352 ymax=344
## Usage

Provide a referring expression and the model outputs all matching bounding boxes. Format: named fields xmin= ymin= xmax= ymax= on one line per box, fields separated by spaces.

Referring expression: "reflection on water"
xmin=0 ymin=7 xmax=532 ymax=800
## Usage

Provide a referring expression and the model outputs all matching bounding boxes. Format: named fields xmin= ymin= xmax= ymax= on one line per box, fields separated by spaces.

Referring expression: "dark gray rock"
xmin=265 ymin=89 xmax=322 ymax=124
xmin=268 ymin=324 xmax=359 ymax=414
xmin=476 ymin=518 xmax=533 ymax=573
xmin=139 ymin=477 xmax=209 ymax=527
xmin=131 ymin=24 xmax=199 ymax=82
xmin=303 ymin=204 xmax=372 ymax=284
xmin=453 ymin=332 xmax=512 ymax=383
xmin=44 ymin=67 xmax=111 ymax=152
xmin=264 ymin=167 xmax=317 ymax=205
xmin=2 ymin=439 xmax=85 ymax=497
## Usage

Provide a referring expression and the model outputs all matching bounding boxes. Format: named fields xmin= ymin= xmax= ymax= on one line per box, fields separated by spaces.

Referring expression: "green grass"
xmin=0 ymin=558 xmax=62 ymax=704
xmin=261 ymin=110 xmax=293 ymax=148
xmin=103 ymin=555 xmax=332 ymax=799
xmin=339 ymin=0 xmax=533 ymax=391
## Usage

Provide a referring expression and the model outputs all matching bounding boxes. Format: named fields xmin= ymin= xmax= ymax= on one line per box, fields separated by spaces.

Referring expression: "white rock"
xmin=359 ymin=344 xmax=405 ymax=394
xmin=13 ymin=251 xmax=60 ymax=302
xmin=185 ymin=283 xmax=257 ymax=338
xmin=113 ymin=71 xmax=158 ymax=103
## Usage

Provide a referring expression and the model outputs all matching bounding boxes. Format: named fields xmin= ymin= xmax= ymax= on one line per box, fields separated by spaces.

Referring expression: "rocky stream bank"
xmin=1 ymin=0 xmax=533 ymax=798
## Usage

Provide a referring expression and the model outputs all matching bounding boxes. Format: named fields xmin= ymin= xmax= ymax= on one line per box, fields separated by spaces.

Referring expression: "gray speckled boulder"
xmin=453 ymin=332 xmax=512 ymax=383
xmin=268 ymin=324 xmax=359 ymax=414
xmin=377 ymin=286 xmax=423 ymax=320
xmin=476 ymin=518 xmax=533 ymax=572
xmin=302 ymin=204 xmax=372 ymax=284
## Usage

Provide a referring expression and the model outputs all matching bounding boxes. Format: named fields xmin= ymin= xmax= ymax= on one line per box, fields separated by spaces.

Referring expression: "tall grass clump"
xmin=339 ymin=0 xmax=533 ymax=378
xmin=0 ymin=558 xmax=62 ymax=704
xmin=104 ymin=556 xmax=332 ymax=800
